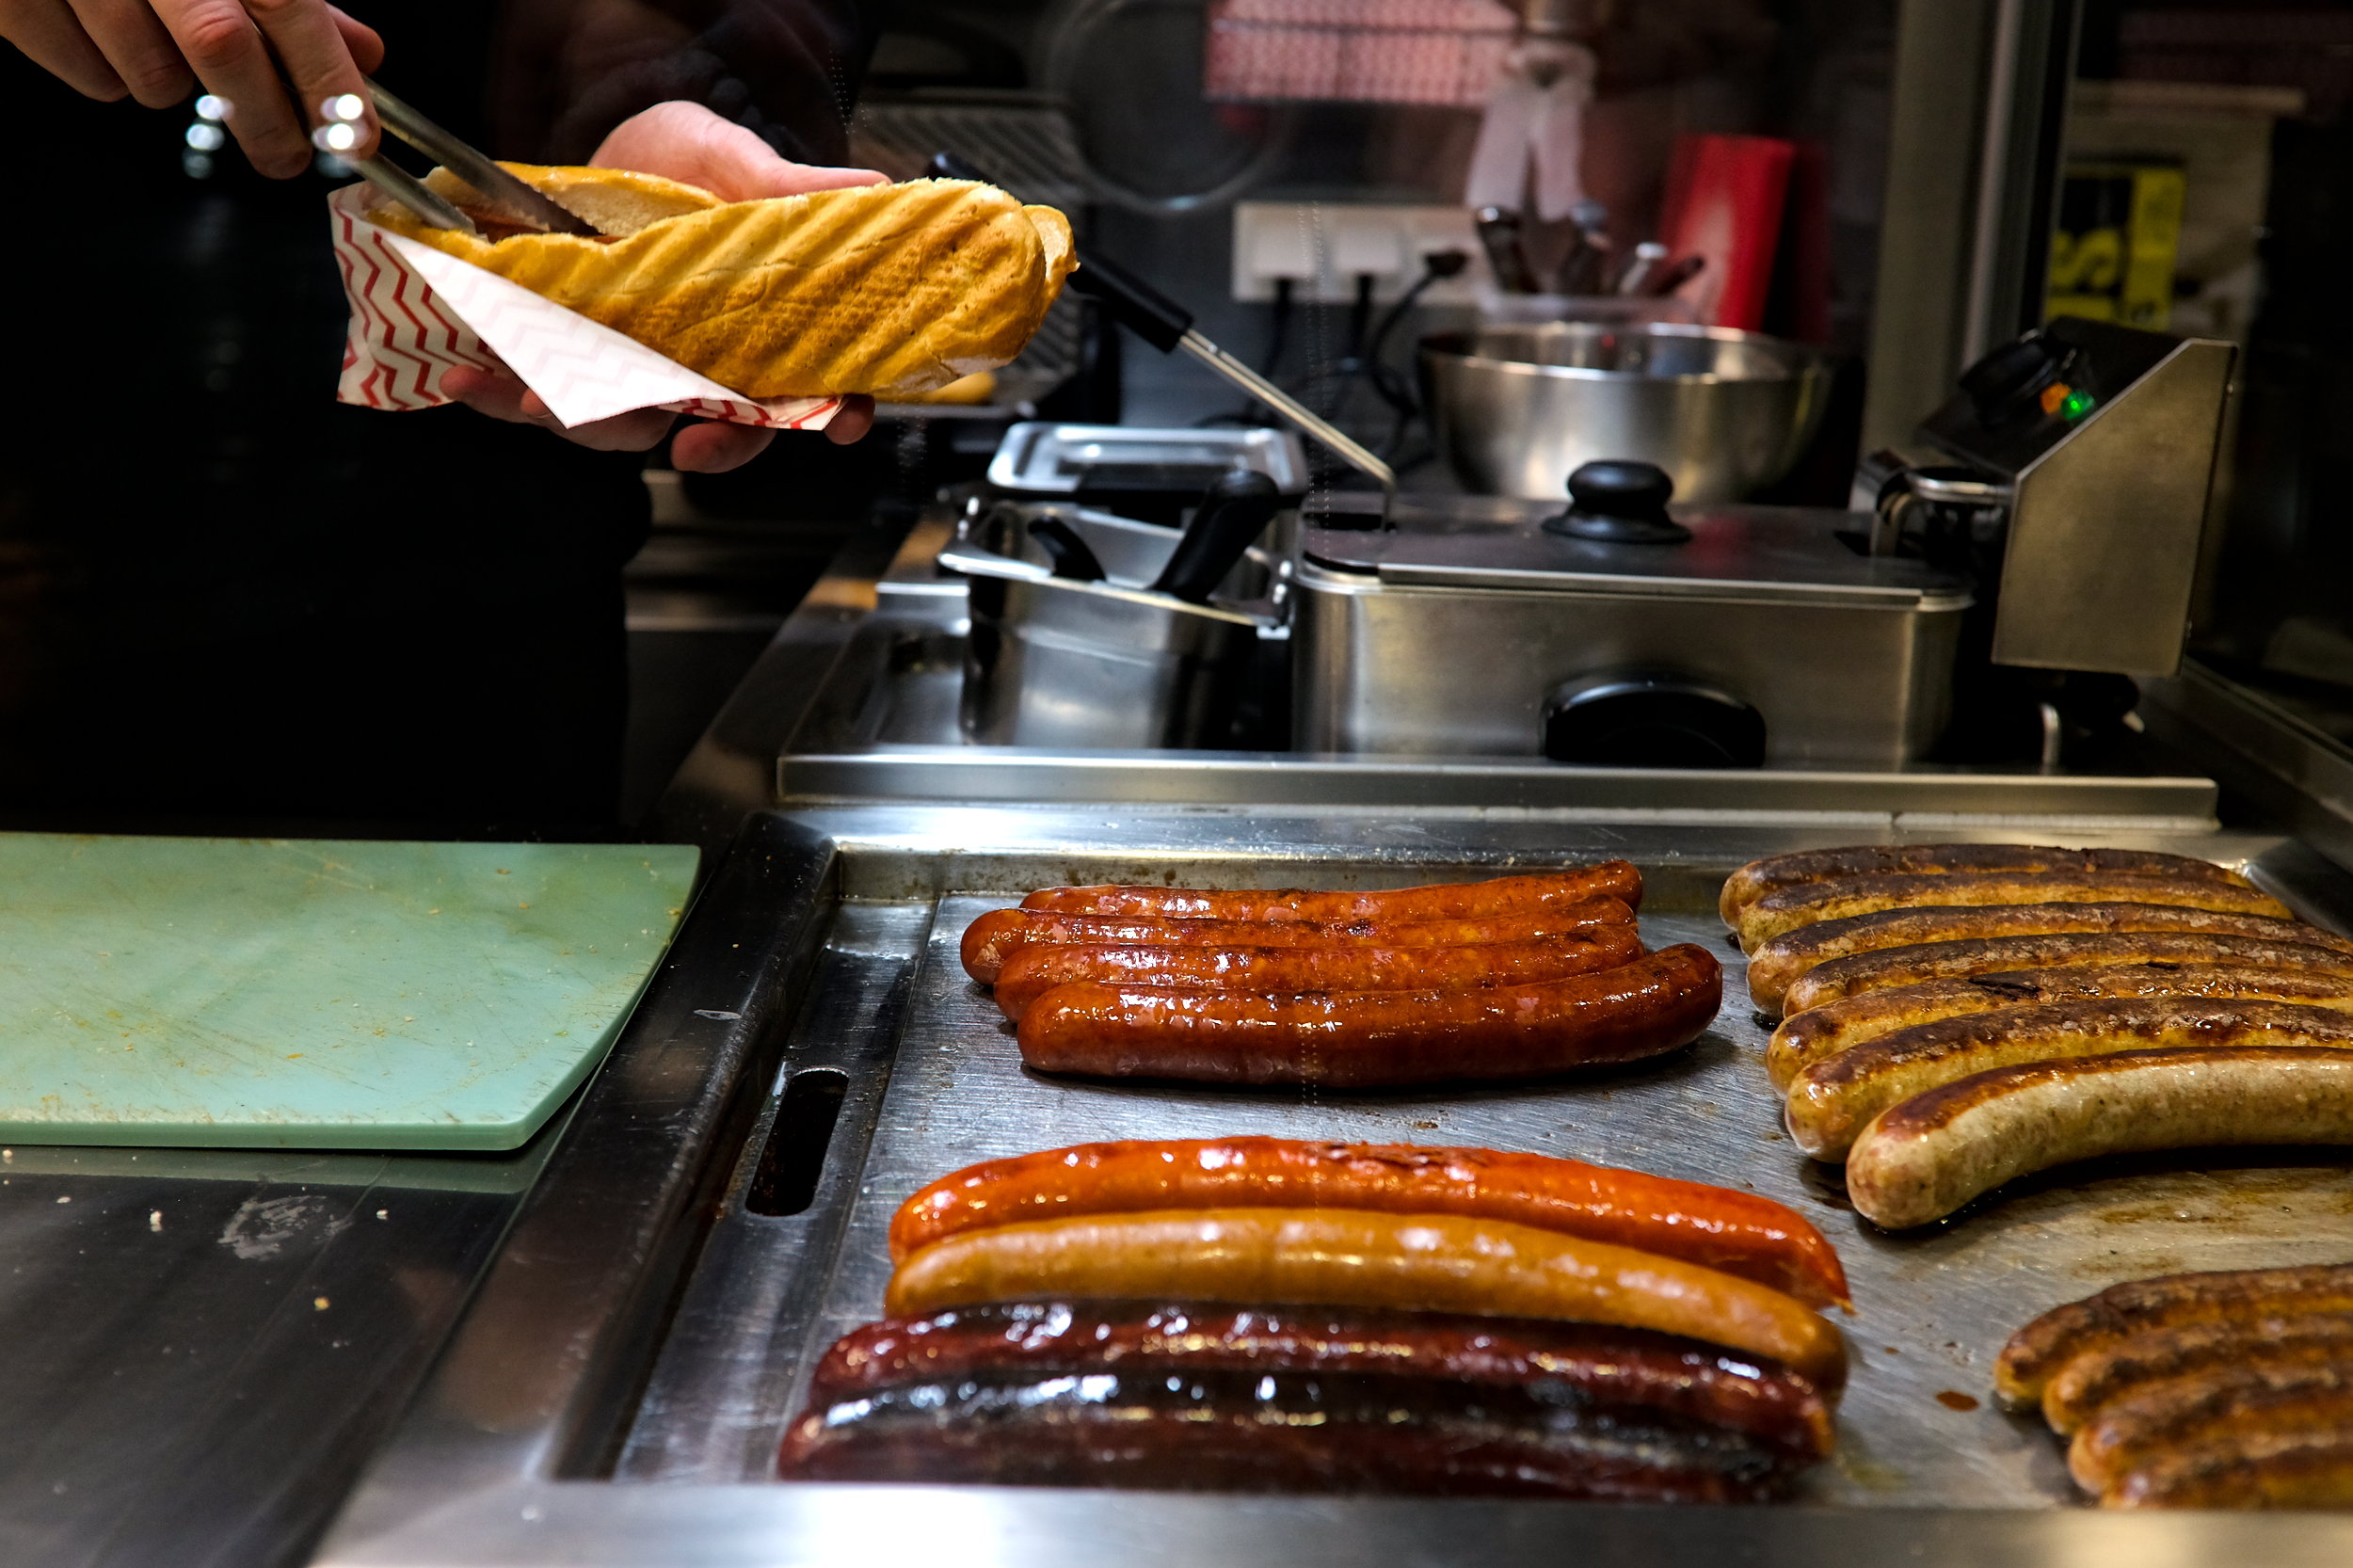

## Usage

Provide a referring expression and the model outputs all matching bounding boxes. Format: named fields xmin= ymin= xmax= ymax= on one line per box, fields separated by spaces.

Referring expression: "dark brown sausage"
xmin=1996 ymin=1263 xmax=2353 ymax=1409
xmin=1748 ymin=906 xmax=2353 ymax=1016
xmin=960 ymin=898 xmax=1636 ymax=984
xmin=1784 ymin=997 xmax=2353 ymax=1161
xmin=1016 ymin=943 xmax=1724 ymax=1088
xmin=1736 ymin=872 xmax=2292 ymax=949
xmin=776 ymin=1365 xmax=1796 ymax=1499
xmin=2070 ymin=1359 xmax=2353 ymax=1495
xmin=1019 ymin=864 xmax=1644 ymax=922
xmin=1768 ymin=959 xmax=2353 ymax=1089
xmin=1720 ymin=844 xmax=2250 ymax=927
xmin=799 ymin=1302 xmax=1836 ymax=1461
xmin=2104 ymin=1423 xmax=2353 ymax=1508
xmin=991 ymin=926 xmax=1646 ymax=1020
xmin=2041 ymin=1312 xmax=2353 ymax=1435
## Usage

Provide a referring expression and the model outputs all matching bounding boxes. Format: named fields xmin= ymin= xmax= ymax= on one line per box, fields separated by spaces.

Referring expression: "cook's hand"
xmin=0 ymin=0 xmax=382 ymax=176
xmin=439 ymin=365 xmax=875 ymax=472
xmin=439 ymin=101 xmax=886 ymax=472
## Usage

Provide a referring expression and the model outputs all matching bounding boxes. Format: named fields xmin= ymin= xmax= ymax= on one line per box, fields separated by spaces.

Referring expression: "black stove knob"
xmin=1958 ymin=332 xmax=2061 ymax=425
xmin=1544 ymin=460 xmax=1692 ymax=545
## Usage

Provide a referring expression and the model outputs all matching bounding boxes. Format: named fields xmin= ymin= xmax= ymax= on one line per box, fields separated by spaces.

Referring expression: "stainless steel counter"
xmin=0 ymin=813 xmax=835 ymax=1568
xmin=310 ymin=808 xmax=2353 ymax=1566
xmin=652 ymin=502 xmax=2229 ymax=847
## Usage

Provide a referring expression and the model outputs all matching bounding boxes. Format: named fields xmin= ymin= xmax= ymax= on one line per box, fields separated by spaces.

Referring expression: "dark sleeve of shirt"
xmin=490 ymin=0 xmax=885 ymax=166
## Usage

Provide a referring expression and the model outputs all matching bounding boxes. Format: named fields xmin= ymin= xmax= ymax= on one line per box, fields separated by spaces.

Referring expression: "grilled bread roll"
xmin=371 ymin=167 xmax=1077 ymax=400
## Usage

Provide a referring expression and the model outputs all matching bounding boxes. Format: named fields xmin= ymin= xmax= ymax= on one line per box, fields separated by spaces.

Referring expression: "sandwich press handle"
xmin=926 ymin=154 xmax=1397 ymax=495
xmin=1152 ymin=471 xmax=1284 ymax=603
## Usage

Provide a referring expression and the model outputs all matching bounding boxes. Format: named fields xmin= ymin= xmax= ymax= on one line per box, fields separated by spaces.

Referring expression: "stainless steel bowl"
xmin=1419 ymin=323 xmax=1833 ymax=503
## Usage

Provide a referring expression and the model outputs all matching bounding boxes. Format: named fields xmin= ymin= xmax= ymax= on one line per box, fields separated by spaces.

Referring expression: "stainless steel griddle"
xmin=311 ymin=808 xmax=2353 ymax=1566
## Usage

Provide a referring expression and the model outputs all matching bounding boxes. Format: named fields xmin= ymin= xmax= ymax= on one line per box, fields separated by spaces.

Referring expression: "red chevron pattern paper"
xmin=328 ymin=185 xmax=839 ymax=432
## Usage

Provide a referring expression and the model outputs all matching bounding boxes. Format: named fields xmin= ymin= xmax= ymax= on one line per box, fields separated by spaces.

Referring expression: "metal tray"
xmin=314 ymin=809 xmax=2353 ymax=1566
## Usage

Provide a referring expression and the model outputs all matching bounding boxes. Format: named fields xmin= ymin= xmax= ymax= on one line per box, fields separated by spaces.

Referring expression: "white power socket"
xmin=1230 ymin=201 xmax=1487 ymax=304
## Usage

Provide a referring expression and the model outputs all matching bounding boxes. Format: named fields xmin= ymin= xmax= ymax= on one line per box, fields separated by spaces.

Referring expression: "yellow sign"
xmin=2048 ymin=162 xmax=2185 ymax=330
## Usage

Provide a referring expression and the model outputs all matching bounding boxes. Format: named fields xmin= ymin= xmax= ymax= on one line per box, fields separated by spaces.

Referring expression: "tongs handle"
xmin=927 ymin=152 xmax=1396 ymax=495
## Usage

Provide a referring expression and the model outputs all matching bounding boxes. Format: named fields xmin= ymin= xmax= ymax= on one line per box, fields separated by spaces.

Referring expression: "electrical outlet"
xmin=1231 ymin=202 xmax=1487 ymax=304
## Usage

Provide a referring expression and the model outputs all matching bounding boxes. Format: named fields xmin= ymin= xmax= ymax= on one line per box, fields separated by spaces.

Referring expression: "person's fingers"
xmin=824 ymin=395 xmax=875 ymax=446
xmin=439 ymin=365 xmax=536 ymax=424
xmin=326 ymin=4 xmax=379 ymax=72
xmin=2 ymin=0 xmax=131 ymax=100
xmin=516 ymin=389 xmax=676 ymax=452
xmin=243 ymin=0 xmax=374 ymax=157
xmin=63 ymin=0 xmax=190 ymax=105
xmin=150 ymin=0 xmax=311 ymax=175
xmin=669 ymin=421 xmax=775 ymax=473
xmin=589 ymin=100 xmax=885 ymax=202
xmin=441 ymin=367 xmax=680 ymax=452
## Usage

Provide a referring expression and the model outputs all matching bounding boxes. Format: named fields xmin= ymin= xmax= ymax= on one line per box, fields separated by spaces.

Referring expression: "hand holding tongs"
xmin=315 ymin=81 xmax=606 ymax=238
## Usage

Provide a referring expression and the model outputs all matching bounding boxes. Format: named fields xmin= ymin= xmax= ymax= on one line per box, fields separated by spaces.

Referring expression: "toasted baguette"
xmin=372 ymin=167 xmax=1077 ymax=400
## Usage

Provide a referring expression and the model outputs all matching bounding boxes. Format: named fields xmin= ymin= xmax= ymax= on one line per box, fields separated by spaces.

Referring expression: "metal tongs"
xmin=929 ymin=154 xmax=1395 ymax=496
xmin=316 ymin=81 xmax=606 ymax=238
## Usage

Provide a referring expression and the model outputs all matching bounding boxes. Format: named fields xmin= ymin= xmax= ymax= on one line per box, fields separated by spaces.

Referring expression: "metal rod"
xmin=331 ymin=148 xmax=480 ymax=235
xmin=1177 ymin=331 xmax=1397 ymax=494
xmin=363 ymin=78 xmax=602 ymax=236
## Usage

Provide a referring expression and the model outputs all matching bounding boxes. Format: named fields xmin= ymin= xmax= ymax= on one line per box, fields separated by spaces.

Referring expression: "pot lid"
xmin=1304 ymin=493 xmax=1974 ymax=609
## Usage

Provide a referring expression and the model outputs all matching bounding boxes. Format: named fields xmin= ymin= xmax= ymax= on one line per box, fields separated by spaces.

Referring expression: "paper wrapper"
xmin=328 ymin=184 xmax=840 ymax=432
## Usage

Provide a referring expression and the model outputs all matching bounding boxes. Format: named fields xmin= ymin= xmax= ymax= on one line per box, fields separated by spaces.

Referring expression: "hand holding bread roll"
xmin=371 ymin=161 xmax=1077 ymax=401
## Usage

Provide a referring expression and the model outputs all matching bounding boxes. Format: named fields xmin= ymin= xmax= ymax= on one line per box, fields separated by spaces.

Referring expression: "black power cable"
xmin=1363 ymin=248 xmax=1469 ymax=451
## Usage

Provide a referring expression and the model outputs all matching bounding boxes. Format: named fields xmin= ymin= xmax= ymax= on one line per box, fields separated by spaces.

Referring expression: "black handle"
xmin=1152 ymin=471 xmax=1282 ymax=602
xmin=1064 ymin=256 xmax=1193 ymax=355
xmin=1544 ymin=460 xmax=1691 ymax=545
xmin=930 ymin=150 xmax=1193 ymax=355
xmin=1026 ymin=517 xmax=1106 ymax=582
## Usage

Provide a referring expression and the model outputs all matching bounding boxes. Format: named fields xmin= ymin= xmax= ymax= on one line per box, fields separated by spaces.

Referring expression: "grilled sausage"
xmin=990 ymin=926 xmax=1645 ymax=1022
xmin=2070 ymin=1360 xmax=2353 ymax=1494
xmin=800 ymin=1302 xmax=1837 ymax=1461
xmin=1843 ymin=1046 xmax=2353 ymax=1230
xmin=1768 ymin=960 xmax=2353 ymax=1089
xmin=960 ymin=899 xmax=1636 ymax=984
xmin=1996 ymin=1263 xmax=2353 ymax=1409
xmin=1720 ymin=844 xmax=2249 ymax=928
xmin=884 ymin=1208 xmax=1849 ymax=1388
xmin=1784 ymin=999 xmax=2353 ymax=1160
xmin=1735 ymin=872 xmax=2293 ymax=950
xmin=1021 ymin=865 xmax=1644 ymax=922
xmin=2042 ymin=1312 xmax=2353 ymax=1435
xmin=777 ymin=1365 xmax=1794 ymax=1499
xmin=2104 ymin=1422 xmax=2353 ymax=1508
xmin=1749 ymin=906 xmax=2352 ymax=1017
xmin=1016 ymin=944 xmax=1723 ymax=1089
xmin=887 ymin=1136 xmax=1849 ymax=1307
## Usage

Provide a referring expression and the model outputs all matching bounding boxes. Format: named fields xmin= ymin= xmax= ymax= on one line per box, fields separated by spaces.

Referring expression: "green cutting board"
xmin=0 ymin=833 xmax=698 ymax=1150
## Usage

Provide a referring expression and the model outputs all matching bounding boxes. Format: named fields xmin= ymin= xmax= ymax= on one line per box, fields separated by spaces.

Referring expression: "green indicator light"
xmin=2060 ymin=391 xmax=2096 ymax=421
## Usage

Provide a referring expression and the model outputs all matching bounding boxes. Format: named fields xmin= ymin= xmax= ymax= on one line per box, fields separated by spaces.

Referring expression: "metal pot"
xmin=1419 ymin=322 xmax=1833 ymax=503
xmin=942 ymin=503 xmax=1282 ymax=750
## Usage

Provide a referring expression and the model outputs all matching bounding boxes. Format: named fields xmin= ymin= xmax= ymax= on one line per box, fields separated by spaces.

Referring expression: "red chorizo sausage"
xmin=959 ymin=897 xmax=1636 ymax=984
xmin=1018 ymin=865 xmax=1643 ymax=921
xmin=1015 ymin=943 xmax=1723 ymax=1088
xmin=990 ymin=925 xmax=1646 ymax=1021
xmin=886 ymin=1135 xmax=1848 ymax=1308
